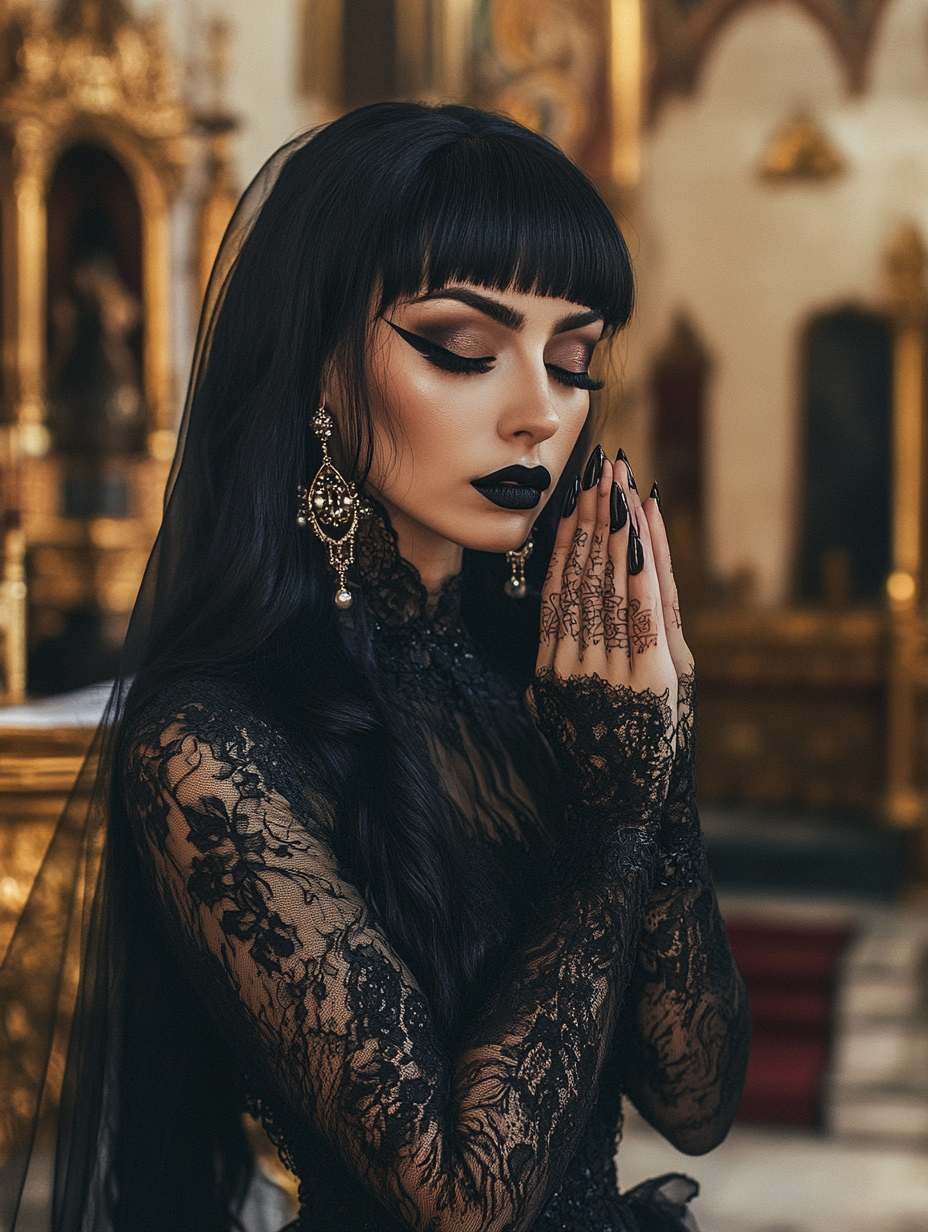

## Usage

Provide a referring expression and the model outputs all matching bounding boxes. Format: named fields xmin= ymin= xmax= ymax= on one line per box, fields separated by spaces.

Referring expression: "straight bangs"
xmin=376 ymin=131 xmax=634 ymax=331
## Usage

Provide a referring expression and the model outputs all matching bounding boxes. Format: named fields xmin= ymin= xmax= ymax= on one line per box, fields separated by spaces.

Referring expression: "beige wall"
xmin=635 ymin=0 xmax=928 ymax=605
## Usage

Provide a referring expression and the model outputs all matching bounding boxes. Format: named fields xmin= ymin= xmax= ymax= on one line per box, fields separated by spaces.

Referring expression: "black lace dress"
xmin=121 ymin=523 xmax=750 ymax=1232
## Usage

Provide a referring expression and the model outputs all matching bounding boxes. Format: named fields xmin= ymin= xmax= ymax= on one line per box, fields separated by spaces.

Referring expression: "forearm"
xmin=451 ymin=838 xmax=656 ymax=1225
xmin=619 ymin=845 xmax=751 ymax=1153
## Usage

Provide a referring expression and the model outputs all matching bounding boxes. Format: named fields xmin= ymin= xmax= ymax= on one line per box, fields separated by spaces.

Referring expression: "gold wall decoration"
xmin=0 ymin=0 xmax=191 ymax=700
xmin=608 ymin=0 xmax=642 ymax=188
xmin=476 ymin=0 xmax=643 ymax=200
xmin=759 ymin=113 xmax=846 ymax=184
xmin=478 ymin=0 xmax=604 ymax=173
xmin=296 ymin=0 xmax=642 ymax=196
xmin=299 ymin=0 xmax=479 ymax=117
xmin=0 ymin=0 xmax=189 ymax=438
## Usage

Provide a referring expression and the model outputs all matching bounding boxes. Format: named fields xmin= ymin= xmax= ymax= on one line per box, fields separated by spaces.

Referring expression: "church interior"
xmin=1 ymin=0 xmax=928 ymax=1228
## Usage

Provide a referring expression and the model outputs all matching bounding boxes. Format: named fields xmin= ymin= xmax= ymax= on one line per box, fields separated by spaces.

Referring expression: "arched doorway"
xmin=650 ymin=313 xmax=711 ymax=610
xmin=29 ymin=142 xmax=146 ymax=694
xmin=798 ymin=307 xmax=892 ymax=606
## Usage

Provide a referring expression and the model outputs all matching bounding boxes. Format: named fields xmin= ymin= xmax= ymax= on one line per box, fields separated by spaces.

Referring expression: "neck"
xmin=377 ymin=499 xmax=464 ymax=597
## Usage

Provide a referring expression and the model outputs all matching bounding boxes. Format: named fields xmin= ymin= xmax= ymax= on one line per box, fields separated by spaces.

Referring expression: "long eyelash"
xmin=546 ymin=364 xmax=604 ymax=391
xmin=384 ymin=319 xmax=494 ymax=374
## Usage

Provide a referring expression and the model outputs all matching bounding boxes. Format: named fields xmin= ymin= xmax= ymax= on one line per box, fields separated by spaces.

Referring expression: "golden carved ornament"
xmin=759 ymin=113 xmax=846 ymax=183
xmin=0 ymin=0 xmax=189 ymax=194
xmin=479 ymin=0 xmax=602 ymax=164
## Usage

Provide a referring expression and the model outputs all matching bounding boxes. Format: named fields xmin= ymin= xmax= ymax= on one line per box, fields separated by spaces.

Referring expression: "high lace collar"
xmin=351 ymin=505 xmax=464 ymax=635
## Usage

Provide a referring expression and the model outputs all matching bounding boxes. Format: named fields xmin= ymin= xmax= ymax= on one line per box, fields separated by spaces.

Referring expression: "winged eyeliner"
xmin=384 ymin=317 xmax=604 ymax=390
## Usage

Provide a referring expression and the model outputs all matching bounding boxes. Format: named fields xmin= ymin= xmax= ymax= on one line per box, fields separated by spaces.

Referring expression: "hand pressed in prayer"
xmin=531 ymin=447 xmax=695 ymax=829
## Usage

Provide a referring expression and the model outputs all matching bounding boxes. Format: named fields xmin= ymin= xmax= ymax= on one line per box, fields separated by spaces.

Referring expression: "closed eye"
xmin=384 ymin=319 xmax=494 ymax=375
xmin=545 ymin=364 xmax=604 ymax=391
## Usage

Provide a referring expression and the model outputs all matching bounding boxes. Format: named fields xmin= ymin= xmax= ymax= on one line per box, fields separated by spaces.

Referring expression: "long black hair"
xmin=52 ymin=102 xmax=635 ymax=1231
xmin=126 ymin=101 xmax=632 ymax=998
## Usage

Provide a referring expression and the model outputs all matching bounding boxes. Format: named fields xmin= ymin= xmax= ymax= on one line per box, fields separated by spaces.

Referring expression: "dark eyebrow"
xmin=407 ymin=287 xmax=525 ymax=331
xmin=407 ymin=288 xmax=603 ymax=337
xmin=553 ymin=309 xmax=603 ymax=334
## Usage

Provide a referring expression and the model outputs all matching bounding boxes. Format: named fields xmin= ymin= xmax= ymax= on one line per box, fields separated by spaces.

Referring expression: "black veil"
xmin=0 ymin=101 xmax=633 ymax=1231
xmin=0 ymin=130 xmax=314 ymax=1232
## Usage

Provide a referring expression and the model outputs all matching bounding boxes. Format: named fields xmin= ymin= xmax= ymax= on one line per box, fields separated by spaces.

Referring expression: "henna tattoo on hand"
xmin=580 ymin=529 xmax=606 ymax=656
xmin=540 ymin=592 xmax=561 ymax=643
xmin=557 ymin=527 xmax=586 ymax=643
xmin=628 ymin=598 xmax=658 ymax=655
xmin=540 ymin=529 xmax=588 ymax=648
xmin=602 ymin=561 xmax=629 ymax=652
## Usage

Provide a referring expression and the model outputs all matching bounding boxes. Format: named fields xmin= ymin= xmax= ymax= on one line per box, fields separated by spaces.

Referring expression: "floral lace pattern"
xmin=122 ymin=523 xmax=748 ymax=1231
xmin=617 ymin=670 xmax=752 ymax=1155
xmin=532 ymin=669 xmax=674 ymax=829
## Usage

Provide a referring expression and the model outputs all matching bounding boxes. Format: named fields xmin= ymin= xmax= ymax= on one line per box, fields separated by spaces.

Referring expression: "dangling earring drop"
xmin=298 ymin=405 xmax=364 ymax=609
xmin=505 ymin=537 xmax=533 ymax=599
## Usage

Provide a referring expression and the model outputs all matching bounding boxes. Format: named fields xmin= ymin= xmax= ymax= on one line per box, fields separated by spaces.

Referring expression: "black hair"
xmin=109 ymin=102 xmax=633 ymax=1229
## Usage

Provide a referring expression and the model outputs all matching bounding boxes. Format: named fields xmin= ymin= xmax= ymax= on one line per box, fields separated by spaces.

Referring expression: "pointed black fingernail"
xmin=561 ymin=474 xmax=581 ymax=517
xmin=650 ymin=482 xmax=661 ymax=511
xmin=581 ymin=444 xmax=606 ymax=490
xmin=610 ymin=482 xmax=628 ymax=533
xmin=628 ymin=521 xmax=644 ymax=574
xmin=616 ymin=447 xmax=637 ymax=491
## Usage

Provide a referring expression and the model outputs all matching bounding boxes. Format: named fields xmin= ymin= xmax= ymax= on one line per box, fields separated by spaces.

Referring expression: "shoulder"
xmin=120 ymin=674 xmax=322 ymax=830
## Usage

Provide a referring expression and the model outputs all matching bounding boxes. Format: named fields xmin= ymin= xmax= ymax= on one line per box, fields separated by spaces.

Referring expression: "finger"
xmin=627 ymin=509 xmax=677 ymax=720
xmin=616 ymin=447 xmax=642 ymax=515
xmin=643 ymin=488 xmax=694 ymax=680
xmin=616 ymin=453 xmax=676 ymax=703
xmin=577 ymin=457 xmax=613 ymax=670
xmin=606 ymin=466 xmax=631 ymax=667
xmin=538 ymin=473 xmax=581 ymax=669
xmin=627 ymin=522 xmax=665 ymax=663
xmin=552 ymin=445 xmax=604 ymax=675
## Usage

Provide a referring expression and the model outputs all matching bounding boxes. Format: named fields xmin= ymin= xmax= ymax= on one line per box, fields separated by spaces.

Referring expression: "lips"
xmin=471 ymin=464 xmax=552 ymax=510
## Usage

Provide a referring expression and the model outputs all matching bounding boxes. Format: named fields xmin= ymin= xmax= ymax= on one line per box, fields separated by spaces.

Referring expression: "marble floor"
xmin=618 ymin=1106 xmax=928 ymax=1232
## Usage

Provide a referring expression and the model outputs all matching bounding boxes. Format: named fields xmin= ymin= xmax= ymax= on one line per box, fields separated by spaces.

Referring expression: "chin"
xmin=443 ymin=509 xmax=539 ymax=555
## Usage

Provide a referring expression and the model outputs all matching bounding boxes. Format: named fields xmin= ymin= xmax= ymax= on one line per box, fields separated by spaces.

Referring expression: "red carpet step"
xmin=725 ymin=920 xmax=854 ymax=1128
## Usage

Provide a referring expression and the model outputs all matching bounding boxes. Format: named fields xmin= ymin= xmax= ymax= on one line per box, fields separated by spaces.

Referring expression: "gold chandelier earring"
xmin=298 ymin=405 xmax=366 ymax=609
xmin=505 ymin=537 xmax=533 ymax=599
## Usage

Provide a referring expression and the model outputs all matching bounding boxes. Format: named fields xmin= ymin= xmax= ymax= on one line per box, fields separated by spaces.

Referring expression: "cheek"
xmin=369 ymin=370 xmax=487 ymax=485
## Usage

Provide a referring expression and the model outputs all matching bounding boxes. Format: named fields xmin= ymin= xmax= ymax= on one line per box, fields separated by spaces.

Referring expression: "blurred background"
xmin=1 ymin=1 xmax=928 ymax=1229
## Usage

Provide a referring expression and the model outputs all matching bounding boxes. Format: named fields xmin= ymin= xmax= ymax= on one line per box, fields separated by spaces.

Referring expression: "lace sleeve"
xmin=530 ymin=669 xmax=674 ymax=833
xmin=124 ymin=685 xmax=665 ymax=1232
xmin=618 ymin=673 xmax=752 ymax=1154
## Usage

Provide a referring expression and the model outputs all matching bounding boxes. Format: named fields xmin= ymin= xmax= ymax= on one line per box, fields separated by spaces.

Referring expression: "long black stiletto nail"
xmin=581 ymin=444 xmax=606 ymax=490
xmin=616 ymin=447 xmax=638 ymax=491
xmin=610 ymin=483 xmax=628 ymax=533
xmin=628 ymin=521 xmax=644 ymax=574
xmin=562 ymin=474 xmax=581 ymax=517
xmin=650 ymin=482 xmax=661 ymax=511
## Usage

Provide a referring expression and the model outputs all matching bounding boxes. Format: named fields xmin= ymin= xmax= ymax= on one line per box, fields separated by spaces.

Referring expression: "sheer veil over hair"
xmin=0 ymin=103 xmax=635 ymax=1231
xmin=0 ymin=129 xmax=316 ymax=1232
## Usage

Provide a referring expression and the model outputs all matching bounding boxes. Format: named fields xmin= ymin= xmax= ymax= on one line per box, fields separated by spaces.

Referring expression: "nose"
xmin=496 ymin=365 xmax=562 ymax=447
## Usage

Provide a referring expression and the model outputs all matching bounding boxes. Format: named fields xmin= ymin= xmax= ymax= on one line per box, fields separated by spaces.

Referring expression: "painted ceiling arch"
xmin=648 ymin=0 xmax=892 ymax=116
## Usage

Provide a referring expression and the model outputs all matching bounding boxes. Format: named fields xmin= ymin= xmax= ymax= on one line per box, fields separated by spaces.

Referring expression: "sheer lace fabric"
xmin=122 ymin=517 xmax=749 ymax=1232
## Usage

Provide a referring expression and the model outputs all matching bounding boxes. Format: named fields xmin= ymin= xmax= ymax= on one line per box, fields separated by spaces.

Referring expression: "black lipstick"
xmin=471 ymin=464 xmax=552 ymax=510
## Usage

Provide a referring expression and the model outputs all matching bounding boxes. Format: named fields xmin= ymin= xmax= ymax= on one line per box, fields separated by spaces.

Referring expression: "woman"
xmin=0 ymin=102 xmax=749 ymax=1232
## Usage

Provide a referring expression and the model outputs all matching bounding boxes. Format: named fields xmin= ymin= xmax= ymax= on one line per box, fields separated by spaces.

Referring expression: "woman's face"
xmin=360 ymin=284 xmax=605 ymax=565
